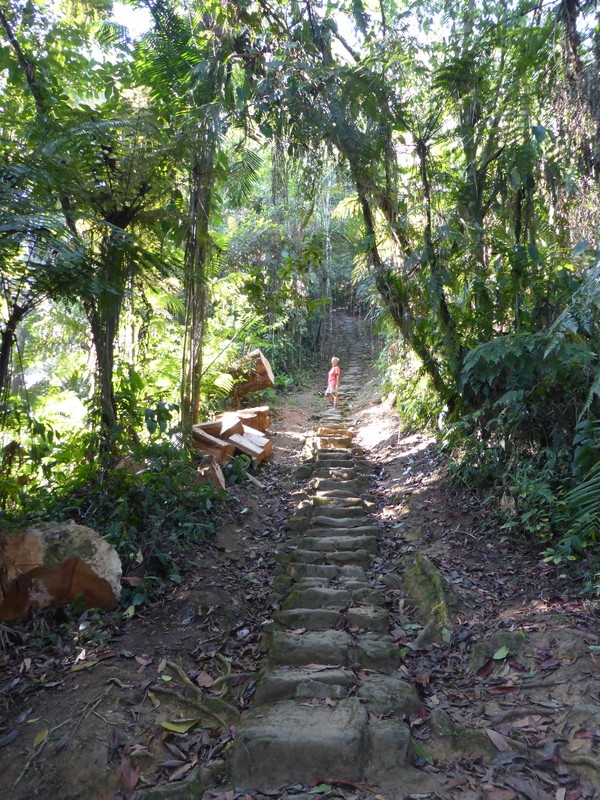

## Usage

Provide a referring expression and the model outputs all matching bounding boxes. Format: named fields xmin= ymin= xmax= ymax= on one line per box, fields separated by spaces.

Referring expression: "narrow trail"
xmin=231 ymin=314 xmax=418 ymax=792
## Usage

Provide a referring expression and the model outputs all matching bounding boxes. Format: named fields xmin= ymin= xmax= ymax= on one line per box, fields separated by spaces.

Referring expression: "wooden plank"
xmin=228 ymin=432 xmax=271 ymax=465
xmin=193 ymin=421 xmax=223 ymax=438
xmin=217 ymin=405 xmax=271 ymax=433
xmin=192 ymin=429 xmax=235 ymax=463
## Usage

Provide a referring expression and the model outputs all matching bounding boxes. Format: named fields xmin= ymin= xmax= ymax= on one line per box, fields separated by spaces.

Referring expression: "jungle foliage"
xmin=2 ymin=0 xmax=600 ymax=589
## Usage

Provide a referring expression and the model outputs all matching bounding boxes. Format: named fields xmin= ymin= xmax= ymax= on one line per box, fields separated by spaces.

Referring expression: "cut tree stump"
xmin=230 ymin=350 xmax=274 ymax=403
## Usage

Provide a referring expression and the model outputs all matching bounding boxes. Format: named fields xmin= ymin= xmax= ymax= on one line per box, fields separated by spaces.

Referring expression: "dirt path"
xmin=1 ymin=313 xmax=599 ymax=800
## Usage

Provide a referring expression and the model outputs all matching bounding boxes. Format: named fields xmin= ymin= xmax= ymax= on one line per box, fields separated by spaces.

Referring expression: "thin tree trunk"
xmin=181 ymin=125 xmax=217 ymax=432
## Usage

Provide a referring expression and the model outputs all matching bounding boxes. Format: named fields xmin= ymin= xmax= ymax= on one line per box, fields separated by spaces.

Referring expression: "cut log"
xmin=193 ymin=416 xmax=244 ymax=439
xmin=191 ymin=429 xmax=235 ymax=463
xmin=216 ymin=406 xmax=271 ymax=433
xmin=228 ymin=433 xmax=271 ymax=465
xmin=196 ymin=458 xmax=226 ymax=491
xmin=0 ymin=556 xmax=117 ymax=622
xmin=230 ymin=350 xmax=274 ymax=402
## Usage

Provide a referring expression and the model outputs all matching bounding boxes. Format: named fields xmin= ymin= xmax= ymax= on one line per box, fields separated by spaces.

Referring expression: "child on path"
xmin=325 ymin=356 xmax=340 ymax=408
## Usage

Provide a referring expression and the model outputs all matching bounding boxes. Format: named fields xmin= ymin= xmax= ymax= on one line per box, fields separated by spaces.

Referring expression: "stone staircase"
xmin=230 ymin=320 xmax=420 ymax=792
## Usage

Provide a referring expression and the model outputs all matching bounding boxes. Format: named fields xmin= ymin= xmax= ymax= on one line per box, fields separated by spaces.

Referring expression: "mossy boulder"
xmin=403 ymin=555 xmax=459 ymax=642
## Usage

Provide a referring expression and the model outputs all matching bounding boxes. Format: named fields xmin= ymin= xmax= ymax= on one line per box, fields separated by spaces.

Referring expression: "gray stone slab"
xmin=254 ymin=667 xmax=356 ymax=705
xmin=268 ymin=629 xmax=352 ymax=666
xmin=315 ymin=489 xmax=360 ymax=500
xmin=347 ymin=605 xmax=390 ymax=632
xmin=306 ymin=525 xmax=380 ymax=538
xmin=365 ymin=720 xmax=411 ymax=781
xmin=286 ymin=562 xmax=340 ymax=580
xmin=351 ymin=635 xmax=403 ymax=672
xmin=231 ymin=699 xmax=368 ymax=787
xmin=282 ymin=586 xmax=352 ymax=610
xmin=351 ymin=588 xmax=386 ymax=605
xmin=313 ymin=515 xmax=373 ymax=528
xmin=340 ymin=565 xmax=367 ymax=579
xmin=358 ymin=674 xmax=420 ymax=715
xmin=273 ymin=608 xmax=341 ymax=630
xmin=312 ymin=478 xmax=367 ymax=493
xmin=310 ymin=505 xmax=367 ymax=518
xmin=298 ymin=535 xmax=378 ymax=553
xmin=295 ymin=681 xmax=349 ymax=700
xmin=312 ymin=469 xmax=359 ymax=480
xmin=290 ymin=549 xmax=371 ymax=567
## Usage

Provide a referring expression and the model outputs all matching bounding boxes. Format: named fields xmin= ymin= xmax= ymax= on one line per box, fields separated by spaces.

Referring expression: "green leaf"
xmin=33 ymin=728 xmax=49 ymax=747
xmin=493 ymin=645 xmax=509 ymax=660
xmin=307 ymin=785 xmax=332 ymax=794
xmin=572 ymin=239 xmax=589 ymax=256
xmin=160 ymin=720 xmax=198 ymax=733
xmin=410 ymin=740 xmax=434 ymax=765
xmin=532 ymin=124 xmax=546 ymax=142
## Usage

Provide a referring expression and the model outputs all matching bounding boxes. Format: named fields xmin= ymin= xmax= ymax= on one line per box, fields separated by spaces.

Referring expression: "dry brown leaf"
xmin=485 ymin=728 xmax=511 ymax=752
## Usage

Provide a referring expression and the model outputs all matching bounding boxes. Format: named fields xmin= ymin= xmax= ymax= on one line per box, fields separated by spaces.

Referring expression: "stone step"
xmin=282 ymin=586 xmax=352 ymax=610
xmin=267 ymin=629 xmax=351 ymax=666
xmin=312 ymin=515 xmax=374 ymax=528
xmin=231 ymin=699 xmax=367 ymax=786
xmin=307 ymin=505 xmax=367 ymax=519
xmin=290 ymin=548 xmax=372 ymax=567
xmin=286 ymin=562 xmax=340 ymax=580
xmin=346 ymin=605 xmax=390 ymax=632
xmin=306 ymin=525 xmax=380 ymax=538
xmin=312 ymin=478 xmax=369 ymax=493
xmin=231 ymin=700 xmax=411 ymax=788
xmin=272 ymin=608 xmax=341 ymax=630
xmin=253 ymin=667 xmax=357 ymax=706
xmin=297 ymin=534 xmax=378 ymax=553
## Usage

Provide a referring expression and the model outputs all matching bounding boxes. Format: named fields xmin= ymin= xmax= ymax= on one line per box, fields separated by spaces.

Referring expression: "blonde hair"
xmin=331 ymin=357 xmax=339 ymax=364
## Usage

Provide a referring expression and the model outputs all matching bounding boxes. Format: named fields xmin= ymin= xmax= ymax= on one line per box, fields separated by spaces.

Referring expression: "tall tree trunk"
xmin=85 ymin=233 xmax=126 ymax=449
xmin=0 ymin=306 xmax=26 ymax=414
xmin=180 ymin=124 xmax=218 ymax=432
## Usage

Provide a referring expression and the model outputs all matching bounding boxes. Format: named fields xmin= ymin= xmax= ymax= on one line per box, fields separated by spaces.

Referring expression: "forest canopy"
xmin=2 ymin=0 xmax=600 ymax=591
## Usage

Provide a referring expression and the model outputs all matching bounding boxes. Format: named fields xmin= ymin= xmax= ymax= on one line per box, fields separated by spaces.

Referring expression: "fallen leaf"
xmin=161 ymin=720 xmax=198 ymax=734
xmin=33 ymin=728 xmax=49 ymax=747
xmin=493 ymin=645 xmax=510 ymax=660
xmin=120 ymin=753 xmax=140 ymax=792
xmin=503 ymin=776 xmax=553 ymax=800
xmin=168 ymin=762 xmax=194 ymax=782
xmin=70 ymin=660 xmax=97 ymax=672
xmin=0 ymin=730 xmax=18 ymax=748
xmin=195 ymin=671 xmax=214 ymax=688
xmin=486 ymin=728 xmax=511 ymax=752
xmin=158 ymin=657 xmax=167 ymax=673
xmin=477 ymin=658 xmax=496 ymax=677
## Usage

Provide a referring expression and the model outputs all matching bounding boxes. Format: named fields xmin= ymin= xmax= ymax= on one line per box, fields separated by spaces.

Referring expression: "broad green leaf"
xmin=493 ymin=646 xmax=509 ymax=660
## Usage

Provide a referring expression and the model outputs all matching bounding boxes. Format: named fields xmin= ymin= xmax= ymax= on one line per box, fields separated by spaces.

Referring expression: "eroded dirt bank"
xmin=1 ymin=318 xmax=599 ymax=800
